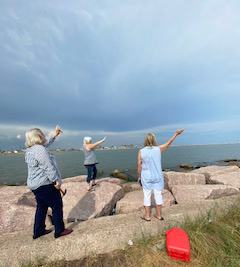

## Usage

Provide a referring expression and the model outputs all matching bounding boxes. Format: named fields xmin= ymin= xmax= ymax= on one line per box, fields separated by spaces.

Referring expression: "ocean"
xmin=0 ymin=144 xmax=239 ymax=185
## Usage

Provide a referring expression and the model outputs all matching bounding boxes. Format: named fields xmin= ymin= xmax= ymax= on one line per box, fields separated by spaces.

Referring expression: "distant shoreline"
xmin=0 ymin=145 xmax=143 ymax=155
xmin=1 ymin=142 xmax=240 ymax=155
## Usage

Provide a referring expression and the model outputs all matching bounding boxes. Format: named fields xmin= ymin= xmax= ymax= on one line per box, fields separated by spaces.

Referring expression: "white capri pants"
xmin=143 ymin=188 xmax=163 ymax=206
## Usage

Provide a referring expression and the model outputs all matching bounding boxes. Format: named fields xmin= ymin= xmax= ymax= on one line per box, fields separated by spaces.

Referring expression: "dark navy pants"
xmin=32 ymin=184 xmax=65 ymax=238
xmin=85 ymin=164 xmax=97 ymax=183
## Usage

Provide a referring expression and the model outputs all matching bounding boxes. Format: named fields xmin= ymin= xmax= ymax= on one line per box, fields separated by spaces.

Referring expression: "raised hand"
xmin=56 ymin=125 xmax=63 ymax=135
xmin=175 ymin=128 xmax=184 ymax=135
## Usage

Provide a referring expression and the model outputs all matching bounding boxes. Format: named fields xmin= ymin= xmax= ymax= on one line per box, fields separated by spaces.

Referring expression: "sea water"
xmin=0 ymin=144 xmax=239 ymax=185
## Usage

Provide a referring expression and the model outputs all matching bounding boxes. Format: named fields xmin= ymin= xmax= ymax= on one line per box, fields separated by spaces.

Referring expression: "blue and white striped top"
xmin=25 ymin=136 xmax=61 ymax=191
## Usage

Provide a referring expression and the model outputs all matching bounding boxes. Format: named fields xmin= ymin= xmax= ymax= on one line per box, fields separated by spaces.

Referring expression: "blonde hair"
xmin=25 ymin=128 xmax=44 ymax=148
xmin=83 ymin=136 xmax=92 ymax=145
xmin=144 ymin=133 xmax=157 ymax=147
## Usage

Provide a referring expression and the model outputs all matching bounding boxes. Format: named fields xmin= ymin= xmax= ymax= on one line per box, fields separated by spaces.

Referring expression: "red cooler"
xmin=166 ymin=228 xmax=190 ymax=262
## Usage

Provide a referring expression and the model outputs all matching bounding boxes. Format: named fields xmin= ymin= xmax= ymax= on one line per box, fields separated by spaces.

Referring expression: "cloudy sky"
xmin=0 ymin=0 xmax=240 ymax=150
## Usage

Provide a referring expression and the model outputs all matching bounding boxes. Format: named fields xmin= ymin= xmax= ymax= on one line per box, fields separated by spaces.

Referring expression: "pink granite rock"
xmin=205 ymin=171 xmax=240 ymax=188
xmin=63 ymin=181 xmax=125 ymax=222
xmin=116 ymin=189 xmax=175 ymax=214
xmin=0 ymin=186 xmax=36 ymax=234
xmin=164 ymin=171 xmax=206 ymax=191
xmin=172 ymin=184 xmax=239 ymax=204
xmin=192 ymin=165 xmax=239 ymax=178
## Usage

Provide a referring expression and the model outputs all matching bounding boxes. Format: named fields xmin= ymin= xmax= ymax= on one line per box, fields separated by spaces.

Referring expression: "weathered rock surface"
xmin=63 ymin=175 xmax=124 ymax=186
xmin=64 ymin=181 xmax=125 ymax=222
xmin=0 ymin=186 xmax=36 ymax=234
xmin=63 ymin=175 xmax=87 ymax=183
xmin=0 ymin=180 xmax=125 ymax=234
xmin=116 ymin=189 xmax=175 ymax=214
xmin=205 ymin=171 xmax=240 ymax=188
xmin=122 ymin=182 xmax=142 ymax=192
xmin=1 ymin=195 xmax=239 ymax=267
xmin=97 ymin=177 xmax=125 ymax=186
xmin=228 ymin=161 xmax=240 ymax=168
xmin=164 ymin=171 xmax=206 ymax=191
xmin=192 ymin=165 xmax=239 ymax=177
xmin=172 ymin=184 xmax=239 ymax=204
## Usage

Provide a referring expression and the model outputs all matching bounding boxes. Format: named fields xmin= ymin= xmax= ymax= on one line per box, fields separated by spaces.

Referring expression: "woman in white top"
xmin=138 ymin=129 xmax=184 ymax=221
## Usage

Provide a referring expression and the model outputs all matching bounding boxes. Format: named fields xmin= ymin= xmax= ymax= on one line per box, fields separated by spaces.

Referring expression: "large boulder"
xmin=64 ymin=181 xmax=125 ymax=222
xmin=63 ymin=176 xmax=124 ymax=186
xmin=116 ymin=189 xmax=175 ymax=214
xmin=172 ymin=184 xmax=239 ymax=204
xmin=122 ymin=182 xmax=142 ymax=192
xmin=0 ymin=186 xmax=36 ymax=234
xmin=96 ymin=177 xmax=125 ymax=186
xmin=192 ymin=166 xmax=239 ymax=178
xmin=63 ymin=175 xmax=87 ymax=183
xmin=0 ymin=179 xmax=125 ymax=234
xmin=164 ymin=171 xmax=206 ymax=191
xmin=205 ymin=171 xmax=240 ymax=188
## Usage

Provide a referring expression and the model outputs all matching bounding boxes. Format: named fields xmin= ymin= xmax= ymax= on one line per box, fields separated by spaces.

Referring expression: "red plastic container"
xmin=166 ymin=228 xmax=190 ymax=262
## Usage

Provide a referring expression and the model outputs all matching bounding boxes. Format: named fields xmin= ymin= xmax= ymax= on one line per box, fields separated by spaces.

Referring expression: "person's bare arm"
xmin=86 ymin=137 xmax=106 ymax=150
xmin=45 ymin=125 xmax=63 ymax=147
xmin=138 ymin=151 xmax=142 ymax=182
xmin=159 ymin=129 xmax=184 ymax=152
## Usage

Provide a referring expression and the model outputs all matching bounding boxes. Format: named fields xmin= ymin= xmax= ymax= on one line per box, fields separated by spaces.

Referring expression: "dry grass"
xmin=19 ymin=197 xmax=240 ymax=267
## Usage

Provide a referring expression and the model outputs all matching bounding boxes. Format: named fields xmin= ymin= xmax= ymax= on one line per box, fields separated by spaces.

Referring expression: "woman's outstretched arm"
xmin=86 ymin=137 xmax=106 ymax=150
xmin=159 ymin=129 xmax=184 ymax=152
xmin=45 ymin=125 xmax=62 ymax=147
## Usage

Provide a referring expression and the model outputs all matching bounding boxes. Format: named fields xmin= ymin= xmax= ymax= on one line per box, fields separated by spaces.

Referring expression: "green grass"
xmin=19 ymin=197 xmax=240 ymax=267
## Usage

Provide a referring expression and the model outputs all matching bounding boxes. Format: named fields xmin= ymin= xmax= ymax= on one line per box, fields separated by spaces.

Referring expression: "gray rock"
xmin=116 ymin=189 xmax=175 ymax=214
xmin=65 ymin=181 xmax=125 ymax=222
xmin=172 ymin=184 xmax=239 ymax=204
xmin=164 ymin=171 xmax=206 ymax=191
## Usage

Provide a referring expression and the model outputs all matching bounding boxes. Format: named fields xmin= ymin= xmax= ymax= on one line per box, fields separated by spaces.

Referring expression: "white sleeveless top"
xmin=140 ymin=146 xmax=164 ymax=190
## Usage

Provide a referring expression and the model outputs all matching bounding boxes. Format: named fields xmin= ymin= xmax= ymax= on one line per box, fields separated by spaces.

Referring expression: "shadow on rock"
xmin=67 ymin=191 xmax=96 ymax=223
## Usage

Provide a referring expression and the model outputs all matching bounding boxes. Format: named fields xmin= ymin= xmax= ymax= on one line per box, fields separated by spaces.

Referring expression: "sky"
xmin=0 ymin=0 xmax=240 ymax=150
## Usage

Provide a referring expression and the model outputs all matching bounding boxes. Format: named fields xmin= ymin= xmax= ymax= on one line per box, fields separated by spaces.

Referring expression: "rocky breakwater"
xmin=0 ymin=178 xmax=125 ymax=235
xmin=1 ymin=166 xmax=240 ymax=235
xmin=193 ymin=165 xmax=240 ymax=188
xmin=116 ymin=166 xmax=240 ymax=214
xmin=171 ymin=166 xmax=240 ymax=205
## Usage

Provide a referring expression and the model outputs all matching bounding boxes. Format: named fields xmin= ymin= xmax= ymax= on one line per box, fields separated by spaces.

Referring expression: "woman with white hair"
xmin=138 ymin=129 xmax=184 ymax=221
xmin=25 ymin=125 xmax=72 ymax=239
xmin=82 ymin=136 xmax=106 ymax=191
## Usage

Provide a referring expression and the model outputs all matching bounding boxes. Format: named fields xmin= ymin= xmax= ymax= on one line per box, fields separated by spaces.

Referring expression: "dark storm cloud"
xmin=1 ymin=0 xmax=240 ymax=148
